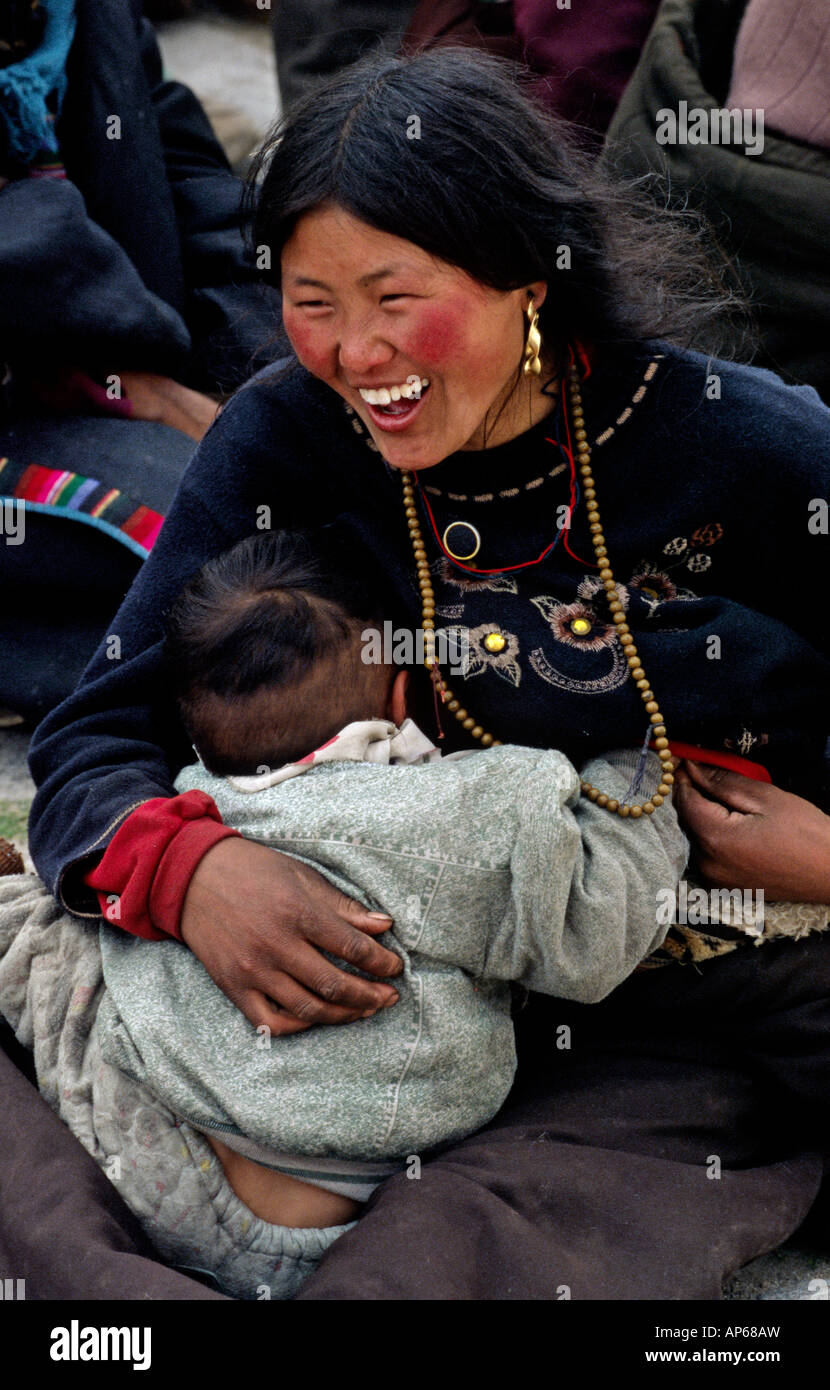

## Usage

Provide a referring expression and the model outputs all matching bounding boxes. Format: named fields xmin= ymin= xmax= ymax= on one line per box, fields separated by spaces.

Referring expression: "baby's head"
xmin=165 ymin=530 xmax=406 ymax=775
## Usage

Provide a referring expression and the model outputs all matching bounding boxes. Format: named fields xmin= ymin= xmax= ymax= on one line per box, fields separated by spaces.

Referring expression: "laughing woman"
xmin=7 ymin=48 xmax=830 ymax=1298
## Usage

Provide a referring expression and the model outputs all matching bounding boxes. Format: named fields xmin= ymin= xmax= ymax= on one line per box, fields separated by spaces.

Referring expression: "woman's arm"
xmin=674 ymin=760 xmax=830 ymax=902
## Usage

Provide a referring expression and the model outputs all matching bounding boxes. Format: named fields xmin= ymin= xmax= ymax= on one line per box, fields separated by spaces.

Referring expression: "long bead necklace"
xmin=402 ymin=364 xmax=675 ymax=818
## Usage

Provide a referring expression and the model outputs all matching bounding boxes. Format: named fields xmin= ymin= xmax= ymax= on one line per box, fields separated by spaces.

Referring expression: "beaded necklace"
xmin=402 ymin=364 xmax=674 ymax=818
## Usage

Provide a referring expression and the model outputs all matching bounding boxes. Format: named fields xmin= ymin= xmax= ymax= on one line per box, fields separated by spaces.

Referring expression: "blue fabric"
xmin=0 ymin=0 xmax=76 ymax=163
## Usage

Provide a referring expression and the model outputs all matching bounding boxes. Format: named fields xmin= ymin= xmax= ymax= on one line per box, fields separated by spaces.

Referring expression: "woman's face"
xmin=280 ymin=205 xmax=551 ymax=470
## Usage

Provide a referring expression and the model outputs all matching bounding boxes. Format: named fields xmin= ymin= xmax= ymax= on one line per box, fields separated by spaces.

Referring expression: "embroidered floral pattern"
xmin=530 ymin=594 xmax=617 ymax=651
xmin=528 ymin=643 xmax=631 ymax=694
xmin=440 ymin=622 xmax=522 ymax=686
xmin=432 ymin=559 xmax=520 ymax=621
xmin=660 ymin=521 xmax=725 ymax=579
xmin=434 ymin=558 xmax=519 ymax=596
xmin=724 ymin=728 xmax=769 ymax=757
xmin=577 ymin=576 xmax=629 ymax=610
xmin=628 ymin=566 xmax=678 ymax=603
xmin=691 ymin=522 xmax=724 ymax=547
xmin=527 ymin=593 xmax=630 ymax=693
xmin=625 ymin=562 xmax=698 ymax=611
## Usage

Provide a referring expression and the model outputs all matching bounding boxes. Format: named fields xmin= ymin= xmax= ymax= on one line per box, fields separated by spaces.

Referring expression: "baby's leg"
xmin=206 ymin=1136 xmax=362 ymax=1228
xmin=0 ymin=876 xmax=356 ymax=1299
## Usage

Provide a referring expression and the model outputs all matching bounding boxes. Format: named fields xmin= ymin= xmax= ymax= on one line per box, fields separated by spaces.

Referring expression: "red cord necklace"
xmin=414 ymin=378 xmax=593 ymax=574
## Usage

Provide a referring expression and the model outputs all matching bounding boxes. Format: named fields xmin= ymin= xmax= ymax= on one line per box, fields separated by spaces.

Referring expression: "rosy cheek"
xmin=282 ymin=311 xmax=335 ymax=377
xmin=404 ymin=305 xmax=466 ymax=369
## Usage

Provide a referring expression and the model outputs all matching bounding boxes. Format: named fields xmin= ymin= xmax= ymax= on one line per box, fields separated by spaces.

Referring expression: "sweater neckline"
xmin=414 ymin=343 xmax=666 ymax=500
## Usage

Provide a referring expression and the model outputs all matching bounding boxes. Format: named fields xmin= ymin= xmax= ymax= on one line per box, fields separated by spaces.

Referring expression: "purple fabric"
xmin=513 ymin=0 xmax=662 ymax=133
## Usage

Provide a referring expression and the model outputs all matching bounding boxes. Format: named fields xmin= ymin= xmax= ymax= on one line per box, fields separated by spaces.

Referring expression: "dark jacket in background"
xmin=0 ymin=0 xmax=283 ymax=718
xmin=603 ymin=0 xmax=830 ymax=403
xmin=0 ymin=0 xmax=281 ymax=397
xmin=274 ymin=0 xmax=416 ymax=111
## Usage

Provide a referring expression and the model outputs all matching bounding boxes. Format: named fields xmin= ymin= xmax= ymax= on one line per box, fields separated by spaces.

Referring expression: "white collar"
xmin=223 ymin=718 xmax=441 ymax=794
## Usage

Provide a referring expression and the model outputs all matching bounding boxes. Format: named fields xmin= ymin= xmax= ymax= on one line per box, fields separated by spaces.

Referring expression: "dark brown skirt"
xmin=2 ymin=930 xmax=829 ymax=1300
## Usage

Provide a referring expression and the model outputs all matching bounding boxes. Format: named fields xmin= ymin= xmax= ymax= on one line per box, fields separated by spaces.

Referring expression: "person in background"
xmin=604 ymin=0 xmax=830 ymax=403
xmin=273 ymin=0 xmax=417 ymax=111
xmin=402 ymin=0 xmax=663 ymax=138
xmin=0 ymin=0 xmax=282 ymax=720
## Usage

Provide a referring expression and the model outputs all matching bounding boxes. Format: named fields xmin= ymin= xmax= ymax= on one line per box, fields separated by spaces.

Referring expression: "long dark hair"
xmin=248 ymin=46 xmax=747 ymax=375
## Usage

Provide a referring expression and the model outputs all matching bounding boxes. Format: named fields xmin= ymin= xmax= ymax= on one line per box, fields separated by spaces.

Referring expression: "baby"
xmin=90 ymin=528 xmax=689 ymax=1298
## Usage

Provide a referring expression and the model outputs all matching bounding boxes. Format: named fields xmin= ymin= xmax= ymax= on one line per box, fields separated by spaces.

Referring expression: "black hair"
xmin=165 ymin=530 xmax=392 ymax=774
xmin=248 ymin=45 xmax=747 ymax=378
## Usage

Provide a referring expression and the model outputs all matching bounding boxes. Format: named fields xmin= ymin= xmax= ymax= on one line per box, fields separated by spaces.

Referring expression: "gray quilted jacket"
xmin=97 ymin=727 xmax=687 ymax=1162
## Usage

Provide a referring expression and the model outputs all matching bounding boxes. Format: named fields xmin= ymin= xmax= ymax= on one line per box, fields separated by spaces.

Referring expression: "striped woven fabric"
xmin=0 ymin=455 xmax=164 ymax=557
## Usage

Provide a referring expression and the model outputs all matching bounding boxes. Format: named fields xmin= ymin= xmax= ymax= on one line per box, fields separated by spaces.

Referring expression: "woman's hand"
xmin=179 ymin=837 xmax=403 ymax=1034
xmin=674 ymin=761 xmax=830 ymax=902
xmin=119 ymin=369 xmax=219 ymax=442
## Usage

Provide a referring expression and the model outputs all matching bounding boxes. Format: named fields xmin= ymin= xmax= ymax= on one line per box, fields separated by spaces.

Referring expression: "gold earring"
xmin=523 ymin=297 xmax=542 ymax=376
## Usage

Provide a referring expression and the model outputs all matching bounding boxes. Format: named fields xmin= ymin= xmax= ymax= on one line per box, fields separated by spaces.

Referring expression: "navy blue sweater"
xmin=28 ymin=342 xmax=830 ymax=911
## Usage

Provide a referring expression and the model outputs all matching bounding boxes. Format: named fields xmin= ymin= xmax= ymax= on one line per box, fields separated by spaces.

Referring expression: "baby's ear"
xmin=388 ymin=669 xmax=410 ymax=726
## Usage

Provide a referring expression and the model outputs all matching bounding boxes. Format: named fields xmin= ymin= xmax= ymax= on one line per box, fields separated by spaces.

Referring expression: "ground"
xmin=0 ymin=4 xmax=827 ymax=1305
xmin=156 ymin=7 xmax=279 ymax=171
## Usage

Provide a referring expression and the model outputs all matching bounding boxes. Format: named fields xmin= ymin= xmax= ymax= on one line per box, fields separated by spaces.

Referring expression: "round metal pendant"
xmin=443 ymin=520 xmax=481 ymax=562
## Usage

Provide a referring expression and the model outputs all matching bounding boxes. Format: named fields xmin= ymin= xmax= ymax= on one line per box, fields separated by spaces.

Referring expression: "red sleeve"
xmin=84 ymin=790 xmax=241 ymax=941
xmin=665 ymin=742 xmax=772 ymax=783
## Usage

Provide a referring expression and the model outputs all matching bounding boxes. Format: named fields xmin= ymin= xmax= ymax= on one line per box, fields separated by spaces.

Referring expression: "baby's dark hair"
xmin=165 ymin=530 xmax=392 ymax=775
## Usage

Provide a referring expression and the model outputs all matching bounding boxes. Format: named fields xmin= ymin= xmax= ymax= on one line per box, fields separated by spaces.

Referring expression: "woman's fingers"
xmin=681 ymin=760 xmax=766 ymax=813
xmin=215 ymin=943 xmax=396 ymax=1031
xmin=239 ymin=976 xmax=382 ymax=1036
xmin=674 ymin=763 xmax=830 ymax=901
xmin=321 ymin=885 xmax=395 ymax=934
xmin=293 ymin=864 xmax=399 ymax=935
xmin=288 ymin=863 xmax=403 ymax=977
xmin=181 ymin=839 xmax=401 ymax=1028
xmin=673 ymin=770 xmax=733 ymax=836
xmin=306 ymin=911 xmax=403 ymax=981
xmin=263 ymin=934 xmax=399 ymax=1011
xmin=674 ymin=763 xmax=765 ymax=843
